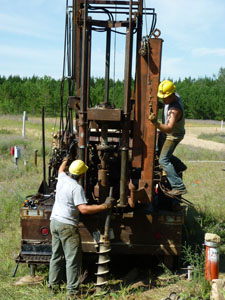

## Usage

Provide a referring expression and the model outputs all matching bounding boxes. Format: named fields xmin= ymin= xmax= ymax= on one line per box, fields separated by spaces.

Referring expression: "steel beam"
xmin=104 ymin=29 xmax=111 ymax=105
xmin=132 ymin=38 xmax=163 ymax=202
xmin=119 ymin=1 xmax=133 ymax=206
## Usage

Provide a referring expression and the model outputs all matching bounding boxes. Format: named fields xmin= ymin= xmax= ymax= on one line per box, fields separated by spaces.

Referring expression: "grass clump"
xmin=196 ymin=209 xmax=225 ymax=240
xmin=181 ymin=244 xmax=211 ymax=299
xmin=0 ymin=128 xmax=12 ymax=134
xmin=198 ymin=132 xmax=225 ymax=144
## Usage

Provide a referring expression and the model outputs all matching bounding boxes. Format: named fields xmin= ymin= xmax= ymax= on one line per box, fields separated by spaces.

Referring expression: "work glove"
xmin=149 ymin=112 xmax=157 ymax=124
xmin=103 ymin=196 xmax=115 ymax=209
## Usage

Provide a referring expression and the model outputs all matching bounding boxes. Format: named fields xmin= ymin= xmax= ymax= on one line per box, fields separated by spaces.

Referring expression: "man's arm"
xmin=77 ymin=203 xmax=108 ymax=214
xmin=58 ymin=157 xmax=69 ymax=174
xmin=77 ymin=196 xmax=114 ymax=214
xmin=156 ymin=108 xmax=181 ymax=134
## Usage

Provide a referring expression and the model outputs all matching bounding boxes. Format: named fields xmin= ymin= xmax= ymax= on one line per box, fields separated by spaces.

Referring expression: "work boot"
xmin=167 ymin=188 xmax=187 ymax=196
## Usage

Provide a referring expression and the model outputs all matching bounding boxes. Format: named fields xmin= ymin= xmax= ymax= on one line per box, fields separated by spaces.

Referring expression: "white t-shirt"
xmin=50 ymin=172 xmax=87 ymax=226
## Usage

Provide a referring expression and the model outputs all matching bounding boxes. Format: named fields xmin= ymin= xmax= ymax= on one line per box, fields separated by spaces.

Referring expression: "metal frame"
xmin=16 ymin=0 xmax=186 ymax=284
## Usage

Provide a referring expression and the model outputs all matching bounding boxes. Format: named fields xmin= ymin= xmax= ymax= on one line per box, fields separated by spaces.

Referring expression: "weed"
xmin=181 ymin=244 xmax=211 ymax=299
xmin=0 ymin=128 xmax=12 ymax=134
xmin=157 ymin=263 xmax=179 ymax=287
xmin=158 ymin=262 xmax=174 ymax=278
xmin=182 ymin=244 xmax=205 ymax=280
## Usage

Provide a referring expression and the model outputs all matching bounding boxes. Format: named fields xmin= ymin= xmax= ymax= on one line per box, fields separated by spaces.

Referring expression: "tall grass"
xmin=180 ymin=244 xmax=211 ymax=299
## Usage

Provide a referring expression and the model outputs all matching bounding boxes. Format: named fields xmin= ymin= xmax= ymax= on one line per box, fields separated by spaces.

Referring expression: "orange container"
xmin=205 ymin=241 xmax=219 ymax=281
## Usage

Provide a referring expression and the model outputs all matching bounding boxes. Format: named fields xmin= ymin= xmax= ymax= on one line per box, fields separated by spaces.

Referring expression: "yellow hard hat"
xmin=69 ymin=160 xmax=88 ymax=175
xmin=157 ymin=80 xmax=176 ymax=98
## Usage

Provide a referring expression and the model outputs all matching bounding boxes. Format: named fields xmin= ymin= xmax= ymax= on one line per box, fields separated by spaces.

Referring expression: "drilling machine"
xmin=15 ymin=0 xmax=189 ymax=285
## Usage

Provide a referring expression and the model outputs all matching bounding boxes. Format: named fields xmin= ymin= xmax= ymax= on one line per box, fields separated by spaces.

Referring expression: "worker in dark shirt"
xmin=149 ymin=80 xmax=187 ymax=196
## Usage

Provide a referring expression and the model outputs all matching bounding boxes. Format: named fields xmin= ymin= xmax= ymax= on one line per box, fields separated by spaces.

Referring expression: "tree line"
xmin=0 ymin=68 xmax=224 ymax=120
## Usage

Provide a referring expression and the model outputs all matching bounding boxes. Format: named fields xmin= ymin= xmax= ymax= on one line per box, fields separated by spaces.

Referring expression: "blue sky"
xmin=1 ymin=0 xmax=225 ymax=81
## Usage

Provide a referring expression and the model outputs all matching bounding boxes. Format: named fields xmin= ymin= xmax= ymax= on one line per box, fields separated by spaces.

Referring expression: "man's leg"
xmin=159 ymin=138 xmax=186 ymax=193
xmin=49 ymin=219 xmax=64 ymax=289
xmin=170 ymin=155 xmax=187 ymax=174
xmin=58 ymin=223 xmax=82 ymax=296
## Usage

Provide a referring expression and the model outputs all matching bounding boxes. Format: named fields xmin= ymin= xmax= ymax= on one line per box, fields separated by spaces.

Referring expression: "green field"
xmin=0 ymin=116 xmax=224 ymax=300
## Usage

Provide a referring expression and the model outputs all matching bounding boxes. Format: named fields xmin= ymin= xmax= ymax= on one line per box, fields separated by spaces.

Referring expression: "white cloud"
xmin=148 ymin=0 xmax=225 ymax=79
xmin=151 ymin=0 xmax=225 ymax=47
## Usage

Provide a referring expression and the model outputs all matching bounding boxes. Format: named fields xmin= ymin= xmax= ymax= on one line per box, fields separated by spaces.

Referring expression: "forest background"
xmin=0 ymin=67 xmax=224 ymax=120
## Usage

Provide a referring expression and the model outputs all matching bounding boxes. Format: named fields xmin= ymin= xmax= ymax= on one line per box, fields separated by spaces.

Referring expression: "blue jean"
xmin=49 ymin=219 xmax=82 ymax=295
xmin=159 ymin=138 xmax=186 ymax=191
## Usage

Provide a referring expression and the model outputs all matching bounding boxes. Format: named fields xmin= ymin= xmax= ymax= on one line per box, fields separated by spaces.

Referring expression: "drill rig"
xmin=15 ymin=0 xmax=187 ymax=285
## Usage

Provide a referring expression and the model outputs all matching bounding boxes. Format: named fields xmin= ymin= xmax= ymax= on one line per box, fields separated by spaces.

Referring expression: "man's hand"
xmin=58 ymin=156 xmax=70 ymax=174
xmin=103 ymin=196 xmax=115 ymax=209
xmin=62 ymin=156 xmax=69 ymax=163
xmin=149 ymin=112 xmax=157 ymax=124
xmin=62 ymin=155 xmax=73 ymax=165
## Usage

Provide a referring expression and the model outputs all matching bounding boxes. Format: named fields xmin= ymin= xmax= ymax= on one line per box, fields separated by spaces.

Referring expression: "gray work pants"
xmin=49 ymin=219 xmax=82 ymax=295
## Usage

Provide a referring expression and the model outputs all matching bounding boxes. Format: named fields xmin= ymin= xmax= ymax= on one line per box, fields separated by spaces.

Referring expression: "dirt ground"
xmin=181 ymin=126 xmax=225 ymax=152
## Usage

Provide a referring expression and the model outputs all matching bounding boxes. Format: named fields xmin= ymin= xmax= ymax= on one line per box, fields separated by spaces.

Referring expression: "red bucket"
xmin=10 ymin=146 xmax=14 ymax=156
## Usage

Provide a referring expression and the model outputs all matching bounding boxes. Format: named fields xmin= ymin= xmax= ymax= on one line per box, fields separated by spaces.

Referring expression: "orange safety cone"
xmin=205 ymin=233 xmax=220 ymax=281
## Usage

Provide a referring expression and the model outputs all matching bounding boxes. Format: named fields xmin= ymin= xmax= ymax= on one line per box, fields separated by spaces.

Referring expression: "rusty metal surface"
xmin=87 ymin=1 xmax=139 ymax=4
xmin=132 ymin=39 xmax=163 ymax=168
xmin=21 ymin=219 xmax=51 ymax=241
xmin=79 ymin=212 xmax=183 ymax=255
xmin=74 ymin=0 xmax=81 ymax=94
xmin=132 ymin=38 xmax=163 ymax=203
xmin=15 ymin=255 xmax=51 ymax=264
xmin=87 ymin=108 xmax=122 ymax=121
xmin=21 ymin=207 xmax=52 ymax=241
xmin=110 ymin=244 xmax=181 ymax=256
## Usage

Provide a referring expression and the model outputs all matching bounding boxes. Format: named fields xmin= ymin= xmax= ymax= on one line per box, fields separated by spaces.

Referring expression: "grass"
xmin=175 ymin=143 xmax=225 ymax=161
xmin=183 ymin=160 xmax=224 ymax=220
xmin=0 ymin=116 xmax=225 ymax=299
xmin=0 ymin=128 xmax=12 ymax=134
xmin=198 ymin=132 xmax=225 ymax=144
